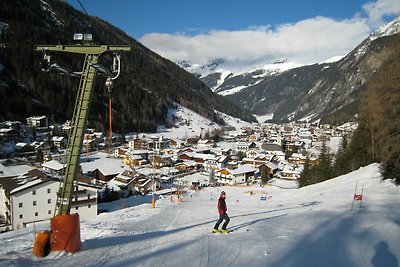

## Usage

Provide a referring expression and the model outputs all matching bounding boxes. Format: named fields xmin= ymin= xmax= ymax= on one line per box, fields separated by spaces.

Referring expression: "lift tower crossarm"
xmin=35 ymin=44 xmax=130 ymax=215
xmin=35 ymin=45 xmax=131 ymax=54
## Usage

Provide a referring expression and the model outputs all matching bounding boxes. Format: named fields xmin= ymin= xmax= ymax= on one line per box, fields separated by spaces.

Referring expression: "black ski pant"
xmin=214 ymin=213 xmax=230 ymax=230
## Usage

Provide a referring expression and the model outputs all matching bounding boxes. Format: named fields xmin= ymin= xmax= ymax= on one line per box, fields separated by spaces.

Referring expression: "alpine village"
xmin=0 ymin=0 xmax=399 ymax=265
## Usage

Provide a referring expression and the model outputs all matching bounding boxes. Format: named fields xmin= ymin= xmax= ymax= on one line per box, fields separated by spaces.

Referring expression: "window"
xmin=32 ymin=190 xmax=36 ymax=195
xmin=48 ymin=210 xmax=52 ymax=215
xmin=19 ymin=214 xmax=23 ymax=219
xmin=19 ymin=203 xmax=23 ymax=208
xmin=35 ymin=212 xmax=38 ymax=217
xmin=33 ymin=201 xmax=37 ymax=206
xmin=47 ymin=188 xmax=51 ymax=194
xmin=47 ymin=199 xmax=51 ymax=204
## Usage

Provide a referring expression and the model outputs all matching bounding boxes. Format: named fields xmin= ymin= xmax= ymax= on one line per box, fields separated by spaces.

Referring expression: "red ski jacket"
xmin=218 ymin=196 xmax=227 ymax=214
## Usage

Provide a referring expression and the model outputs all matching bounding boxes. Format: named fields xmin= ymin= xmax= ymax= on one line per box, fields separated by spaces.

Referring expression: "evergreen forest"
xmin=0 ymin=0 xmax=255 ymax=135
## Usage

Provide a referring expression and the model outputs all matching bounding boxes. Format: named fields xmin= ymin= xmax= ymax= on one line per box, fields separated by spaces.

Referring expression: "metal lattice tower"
xmin=35 ymin=45 xmax=130 ymax=215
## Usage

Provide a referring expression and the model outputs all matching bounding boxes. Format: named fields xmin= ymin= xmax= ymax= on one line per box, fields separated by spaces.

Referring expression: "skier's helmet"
xmin=221 ymin=191 xmax=226 ymax=195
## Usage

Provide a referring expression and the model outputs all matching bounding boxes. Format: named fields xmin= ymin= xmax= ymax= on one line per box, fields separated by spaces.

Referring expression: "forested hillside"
xmin=0 ymin=0 xmax=255 ymax=134
xmin=355 ymin=34 xmax=400 ymax=182
xmin=299 ymin=34 xmax=400 ymax=185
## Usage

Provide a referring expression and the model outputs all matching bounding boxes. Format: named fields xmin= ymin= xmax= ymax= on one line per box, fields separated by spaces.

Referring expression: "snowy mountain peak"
xmin=176 ymin=59 xmax=225 ymax=78
xmin=370 ymin=16 xmax=400 ymax=41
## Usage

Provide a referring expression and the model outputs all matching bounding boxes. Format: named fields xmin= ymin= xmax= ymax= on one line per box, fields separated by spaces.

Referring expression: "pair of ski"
xmin=211 ymin=228 xmax=249 ymax=234
xmin=212 ymin=229 xmax=230 ymax=234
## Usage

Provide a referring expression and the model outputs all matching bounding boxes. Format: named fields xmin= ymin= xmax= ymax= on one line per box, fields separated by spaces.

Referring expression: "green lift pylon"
xmin=35 ymin=45 xmax=130 ymax=215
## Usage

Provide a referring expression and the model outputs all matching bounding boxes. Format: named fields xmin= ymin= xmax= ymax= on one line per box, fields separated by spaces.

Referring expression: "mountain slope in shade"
xmin=0 ymin=0 xmax=255 ymax=133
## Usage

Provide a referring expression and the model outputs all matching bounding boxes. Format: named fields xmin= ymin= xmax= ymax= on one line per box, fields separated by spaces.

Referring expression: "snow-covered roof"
xmin=0 ymin=163 xmax=35 ymax=178
xmin=193 ymin=153 xmax=215 ymax=160
xmin=0 ymin=128 xmax=14 ymax=133
xmin=225 ymin=165 xmax=256 ymax=175
xmin=52 ymin=136 xmax=65 ymax=142
xmin=80 ymin=152 xmax=130 ymax=176
xmin=42 ymin=160 xmax=65 ymax=171
xmin=10 ymin=177 xmax=50 ymax=194
xmin=176 ymin=160 xmax=198 ymax=167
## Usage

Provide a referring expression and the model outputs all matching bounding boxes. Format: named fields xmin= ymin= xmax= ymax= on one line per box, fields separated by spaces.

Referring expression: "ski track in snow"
xmin=0 ymin=163 xmax=399 ymax=266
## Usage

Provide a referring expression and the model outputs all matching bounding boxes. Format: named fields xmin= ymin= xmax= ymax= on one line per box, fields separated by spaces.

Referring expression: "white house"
xmin=205 ymin=155 xmax=229 ymax=172
xmin=8 ymin=176 xmax=99 ymax=230
xmin=41 ymin=160 xmax=65 ymax=176
xmin=215 ymin=165 xmax=256 ymax=185
xmin=242 ymin=154 xmax=273 ymax=168
xmin=26 ymin=116 xmax=48 ymax=128
xmin=108 ymin=170 xmax=137 ymax=197
xmin=236 ymin=141 xmax=257 ymax=152
xmin=197 ymin=139 xmax=214 ymax=148
xmin=52 ymin=136 xmax=67 ymax=150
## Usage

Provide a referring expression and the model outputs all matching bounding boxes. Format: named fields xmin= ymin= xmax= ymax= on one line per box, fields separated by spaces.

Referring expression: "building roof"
xmin=261 ymin=143 xmax=282 ymax=152
xmin=219 ymin=165 xmax=256 ymax=175
xmin=52 ymin=136 xmax=65 ymax=142
xmin=10 ymin=177 xmax=50 ymax=194
xmin=0 ymin=163 xmax=35 ymax=178
xmin=80 ymin=152 xmax=130 ymax=176
xmin=42 ymin=160 xmax=65 ymax=171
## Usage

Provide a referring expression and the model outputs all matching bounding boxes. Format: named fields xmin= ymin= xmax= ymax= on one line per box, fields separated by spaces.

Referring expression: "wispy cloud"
xmin=140 ymin=0 xmax=400 ymax=67
xmin=363 ymin=0 xmax=400 ymax=26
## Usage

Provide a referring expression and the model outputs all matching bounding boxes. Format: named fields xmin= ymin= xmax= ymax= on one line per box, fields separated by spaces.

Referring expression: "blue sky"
xmin=66 ymin=0 xmax=400 ymax=67
xmin=66 ymin=0 xmax=372 ymax=38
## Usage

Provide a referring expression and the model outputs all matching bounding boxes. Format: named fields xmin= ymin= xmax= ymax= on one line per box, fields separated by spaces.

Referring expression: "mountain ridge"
xmin=188 ymin=16 xmax=400 ymax=124
xmin=0 ymin=0 xmax=256 ymax=134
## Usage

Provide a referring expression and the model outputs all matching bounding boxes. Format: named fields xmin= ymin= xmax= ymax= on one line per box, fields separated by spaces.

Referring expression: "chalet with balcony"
xmin=197 ymin=139 xmax=214 ymax=148
xmin=215 ymin=165 xmax=256 ymax=185
xmin=26 ymin=116 xmax=48 ymax=128
xmin=236 ymin=141 xmax=257 ymax=152
xmin=52 ymin=136 xmax=67 ymax=150
xmin=148 ymin=154 xmax=172 ymax=168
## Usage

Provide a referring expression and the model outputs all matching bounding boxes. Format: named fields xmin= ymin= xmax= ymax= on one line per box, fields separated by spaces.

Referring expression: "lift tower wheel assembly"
xmin=33 ymin=44 xmax=130 ymax=255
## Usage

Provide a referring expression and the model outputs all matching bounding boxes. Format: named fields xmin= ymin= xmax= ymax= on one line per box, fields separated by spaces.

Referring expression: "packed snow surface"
xmin=0 ymin=163 xmax=399 ymax=267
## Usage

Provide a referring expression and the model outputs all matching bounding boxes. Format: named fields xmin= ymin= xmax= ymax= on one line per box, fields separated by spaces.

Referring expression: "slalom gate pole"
xmin=359 ymin=185 xmax=364 ymax=210
xmin=33 ymin=220 xmax=36 ymax=241
xmin=351 ymin=181 xmax=358 ymax=212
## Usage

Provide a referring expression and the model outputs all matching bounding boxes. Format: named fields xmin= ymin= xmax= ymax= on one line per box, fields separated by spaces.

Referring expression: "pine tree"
xmin=261 ymin=171 xmax=269 ymax=184
xmin=299 ymin=157 xmax=312 ymax=187
xmin=315 ymin=141 xmax=333 ymax=182
xmin=35 ymin=148 xmax=44 ymax=163
xmin=333 ymin=135 xmax=351 ymax=176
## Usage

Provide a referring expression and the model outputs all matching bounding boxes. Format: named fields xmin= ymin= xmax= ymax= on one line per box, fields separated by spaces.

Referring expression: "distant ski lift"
xmin=84 ymin=34 xmax=93 ymax=41
xmin=73 ymin=33 xmax=93 ymax=41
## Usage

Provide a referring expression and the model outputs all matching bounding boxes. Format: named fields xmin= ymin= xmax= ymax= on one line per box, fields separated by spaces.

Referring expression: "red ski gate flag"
xmin=354 ymin=194 xmax=363 ymax=201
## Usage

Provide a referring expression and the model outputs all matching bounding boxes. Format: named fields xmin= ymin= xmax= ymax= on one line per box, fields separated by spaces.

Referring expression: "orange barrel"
xmin=50 ymin=213 xmax=81 ymax=253
xmin=33 ymin=230 xmax=51 ymax=257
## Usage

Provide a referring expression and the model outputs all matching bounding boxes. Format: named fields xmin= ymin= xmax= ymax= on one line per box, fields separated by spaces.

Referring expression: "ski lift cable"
xmin=77 ymin=0 xmax=90 ymax=17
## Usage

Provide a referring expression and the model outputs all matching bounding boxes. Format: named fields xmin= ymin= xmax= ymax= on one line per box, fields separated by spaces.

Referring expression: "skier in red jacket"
xmin=213 ymin=191 xmax=230 ymax=233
